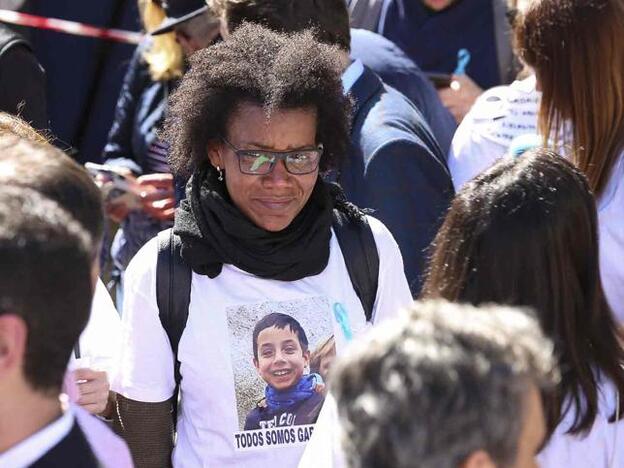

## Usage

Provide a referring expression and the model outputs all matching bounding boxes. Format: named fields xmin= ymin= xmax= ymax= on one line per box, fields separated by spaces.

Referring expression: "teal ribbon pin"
xmin=454 ymin=48 xmax=471 ymax=75
xmin=333 ymin=302 xmax=353 ymax=342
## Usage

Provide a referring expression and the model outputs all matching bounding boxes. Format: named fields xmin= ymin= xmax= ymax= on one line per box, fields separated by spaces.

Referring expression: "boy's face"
xmin=253 ymin=325 xmax=310 ymax=391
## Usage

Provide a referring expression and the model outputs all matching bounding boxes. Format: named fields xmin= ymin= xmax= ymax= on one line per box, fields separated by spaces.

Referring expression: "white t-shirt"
xmin=447 ymin=76 xmax=624 ymax=324
xmin=68 ymin=279 xmax=121 ymax=382
xmin=539 ymin=379 xmax=623 ymax=468
xmin=298 ymin=393 xmax=346 ymax=468
xmin=448 ymin=75 xmax=540 ymax=192
xmin=114 ymin=216 xmax=412 ymax=468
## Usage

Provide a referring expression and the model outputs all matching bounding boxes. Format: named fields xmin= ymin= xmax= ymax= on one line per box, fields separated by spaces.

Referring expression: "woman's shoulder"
xmin=124 ymin=233 xmax=161 ymax=297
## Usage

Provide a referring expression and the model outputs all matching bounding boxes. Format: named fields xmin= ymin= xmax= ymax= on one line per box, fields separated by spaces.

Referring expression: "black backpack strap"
xmin=156 ymin=228 xmax=192 ymax=422
xmin=332 ymin=210 xmax=380 ymax=322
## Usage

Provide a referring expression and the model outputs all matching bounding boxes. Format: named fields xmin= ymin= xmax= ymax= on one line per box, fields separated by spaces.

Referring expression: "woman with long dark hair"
xmin=423 ymin=149 xmax=624 ymax=466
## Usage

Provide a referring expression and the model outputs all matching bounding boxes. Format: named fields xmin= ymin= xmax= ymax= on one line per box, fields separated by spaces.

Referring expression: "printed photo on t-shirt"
xmin=226 ymin=296 xmax=334 ymax=451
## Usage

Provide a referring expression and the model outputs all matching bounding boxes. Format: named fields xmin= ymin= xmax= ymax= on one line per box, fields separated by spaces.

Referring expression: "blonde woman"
xmin=102 ymin=0 xmax=220 ymax=306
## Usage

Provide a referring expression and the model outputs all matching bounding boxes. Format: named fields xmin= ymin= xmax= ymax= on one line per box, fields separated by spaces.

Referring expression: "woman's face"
xmin=208 ymin=103 xmax=319 ymax=232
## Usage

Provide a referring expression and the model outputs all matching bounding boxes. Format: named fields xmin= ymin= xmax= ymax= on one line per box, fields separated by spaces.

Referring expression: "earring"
xmin=217 ymin=165 xmax=224 ymax=182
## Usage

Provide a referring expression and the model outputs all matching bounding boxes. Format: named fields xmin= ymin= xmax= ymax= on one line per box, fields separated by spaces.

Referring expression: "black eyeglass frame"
xmin=221 ymin=137 xmax=324 ymax=175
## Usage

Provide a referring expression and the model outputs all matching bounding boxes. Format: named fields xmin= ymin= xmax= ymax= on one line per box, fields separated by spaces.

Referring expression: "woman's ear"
xmin=206 ymin=140 xmax=223 ymax=168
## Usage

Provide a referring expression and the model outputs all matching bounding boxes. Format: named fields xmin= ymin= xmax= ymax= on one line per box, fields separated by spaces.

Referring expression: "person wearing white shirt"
xmin=113 ymin=24 xmax=412 ymax=467
xmin=448 ymin=0 xmax=624 ymax=325
xmin=423 ymin=151 xmax=624 ymax=468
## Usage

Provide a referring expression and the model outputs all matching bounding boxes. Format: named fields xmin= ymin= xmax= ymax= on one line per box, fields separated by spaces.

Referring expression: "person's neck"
xmin=0 ymin=386 xmax=63 ymax=454
xmin=338 ymin=50 xmax=352 ymax=74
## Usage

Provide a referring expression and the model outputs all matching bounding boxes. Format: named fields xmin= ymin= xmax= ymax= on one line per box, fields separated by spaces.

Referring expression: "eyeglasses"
xmin=221 ymin=137 xmax=323 ymax=175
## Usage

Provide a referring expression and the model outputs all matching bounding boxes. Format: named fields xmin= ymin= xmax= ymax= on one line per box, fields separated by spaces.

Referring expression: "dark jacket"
xmin=338 ymin=66 xmax=454 ymax=295
xmin=0 ymin=24 xmax=47 ymax=130
xmin=350 ymin=28 xmax=456 ymax=156
xmin=349 ymin=0 xmax=517 ymax=89
xmin=31 ymin=422 xmax=99 ymax=468
xmin=244 ymin=392 xmax=325 ymax=430
xmin=102 ymin=42 xmax=171 ymax=175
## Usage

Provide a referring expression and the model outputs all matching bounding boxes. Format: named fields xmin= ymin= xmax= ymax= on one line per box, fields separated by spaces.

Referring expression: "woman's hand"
xmin=73 ymin=368 xmax=111 ymax=416
xmin=438 ymin=74 xmax=483 ymax=124
xmin=137 ymin=173 xmax=176 ymax=221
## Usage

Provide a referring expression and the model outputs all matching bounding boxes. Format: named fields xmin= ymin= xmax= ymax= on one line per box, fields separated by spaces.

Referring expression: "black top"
xmin=0 ymin=24 xmax=47 ymax=130
xmin=30 ymin=422 xmax=99 ymax=468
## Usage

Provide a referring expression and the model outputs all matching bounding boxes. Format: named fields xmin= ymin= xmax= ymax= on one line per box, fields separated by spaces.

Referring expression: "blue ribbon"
xmin=333 ymin=302 xmax=353 ymax=342
xmin=454 ymin=48 xmax=471 ymax=75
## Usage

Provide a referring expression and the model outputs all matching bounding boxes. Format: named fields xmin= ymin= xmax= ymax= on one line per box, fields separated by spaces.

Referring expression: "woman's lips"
xmin=255 ymin=198 xmax=294 ymax=210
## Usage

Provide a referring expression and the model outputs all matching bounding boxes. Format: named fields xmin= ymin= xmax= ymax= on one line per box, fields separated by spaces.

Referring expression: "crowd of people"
xmin=0 ymin=0 xmax=622 ymax=467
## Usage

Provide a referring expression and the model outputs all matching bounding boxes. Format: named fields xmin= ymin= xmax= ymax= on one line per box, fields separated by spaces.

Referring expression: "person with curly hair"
xmin=211 ymin=0 xmax=454 ymax=296
xmin=112 ymin=23 xmax=412 ymax=467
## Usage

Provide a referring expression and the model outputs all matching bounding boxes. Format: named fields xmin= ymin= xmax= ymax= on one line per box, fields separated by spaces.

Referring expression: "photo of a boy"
xmin=244 ymin=313 xmax=325 ymax=430
xmin=310 ymin=336 xmax=336 ymax=395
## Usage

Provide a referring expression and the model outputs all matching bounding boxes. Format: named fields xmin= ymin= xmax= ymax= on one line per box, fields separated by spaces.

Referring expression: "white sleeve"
xmin=75 ymin=279 xmax=121 ymax=381
xmin=112 ymin=236 xmax=176 ymax=403
xmin=367 ymin=216 xmax=413 ymax=325
xmin=298 ymin=394 xmax=348 ymax=468
xmin=448 ymin=112 xmax=507 ymax=192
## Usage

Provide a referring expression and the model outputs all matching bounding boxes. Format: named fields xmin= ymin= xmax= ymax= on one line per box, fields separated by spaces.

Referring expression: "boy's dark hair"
xmin=0 ymin=137 xmax=104 ymax=253
xmin=252 ymin=313 xmax=309 ymax=360
xmin=215 ymin=0 xmax=351 ymax=51
xmin=0 ymin=186 xmax=93 ymax=394
xmin=163 ymin=22 xmax=351 ymax=178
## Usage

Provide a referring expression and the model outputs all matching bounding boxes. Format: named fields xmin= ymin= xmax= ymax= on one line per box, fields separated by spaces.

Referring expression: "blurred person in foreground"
xmin=423 ymin=150 xmax=624 ymax=467
xmin=0 ymin=131 xmax=132 ymax=466
xmin=300 ymin=300 xmax=557 ymax=468
xmin=0 ymin=186 xmax=102 ymax=465
xmin=102 ymin=0 xmax=221 ymax=307
xmin=0 ymin=117 xmax=121 ymax=418
xmin=213 ymin=0 xmax=454 ymax=295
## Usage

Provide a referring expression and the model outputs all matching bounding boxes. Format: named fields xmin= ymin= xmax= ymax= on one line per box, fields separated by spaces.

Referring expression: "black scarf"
xmin=173 ymin=166 xmax=336 ymax=281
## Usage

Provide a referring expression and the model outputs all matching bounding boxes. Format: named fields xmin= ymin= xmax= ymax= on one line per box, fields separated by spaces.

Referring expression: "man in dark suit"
xmin=213 ymin=0 xmax=455 ymax=295
xmin=0 ymin=185 xmax=97 ymax=466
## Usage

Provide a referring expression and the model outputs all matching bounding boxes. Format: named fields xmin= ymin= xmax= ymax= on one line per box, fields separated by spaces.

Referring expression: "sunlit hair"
xmin=514 ymin=0 xmax=624 ymax=196
xmin=138 ymin=0 xmax=184 ymax=81
xmin=0 ymin=112 xmax=49 ymax=145
xmin=422 ymin=149 xmax=624 ymax=436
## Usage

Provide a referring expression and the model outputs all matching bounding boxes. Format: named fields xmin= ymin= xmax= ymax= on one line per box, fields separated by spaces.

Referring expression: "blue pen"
xmin=454 ymin=48 xmax=471 ymax=75
xmin=333 ymin=302 xmax=353 ymax=342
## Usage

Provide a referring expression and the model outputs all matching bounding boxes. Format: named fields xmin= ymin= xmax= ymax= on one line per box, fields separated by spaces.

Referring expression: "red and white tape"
xmin=0 ymin=9 xmax=143 ymax=44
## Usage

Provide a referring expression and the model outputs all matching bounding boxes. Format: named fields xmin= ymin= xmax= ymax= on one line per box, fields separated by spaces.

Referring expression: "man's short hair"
xmin=212 ymin=0 xmax=351 ymax=51
xmin=0 ymin=186 xmax=93 ymax=394
xmin=0 ymin=136 xmax=104 ymax=252
xmin=252 ymin=313 xmax=309 ymax=361
xmin=331 ymin=300 xmax=558 ymax=468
